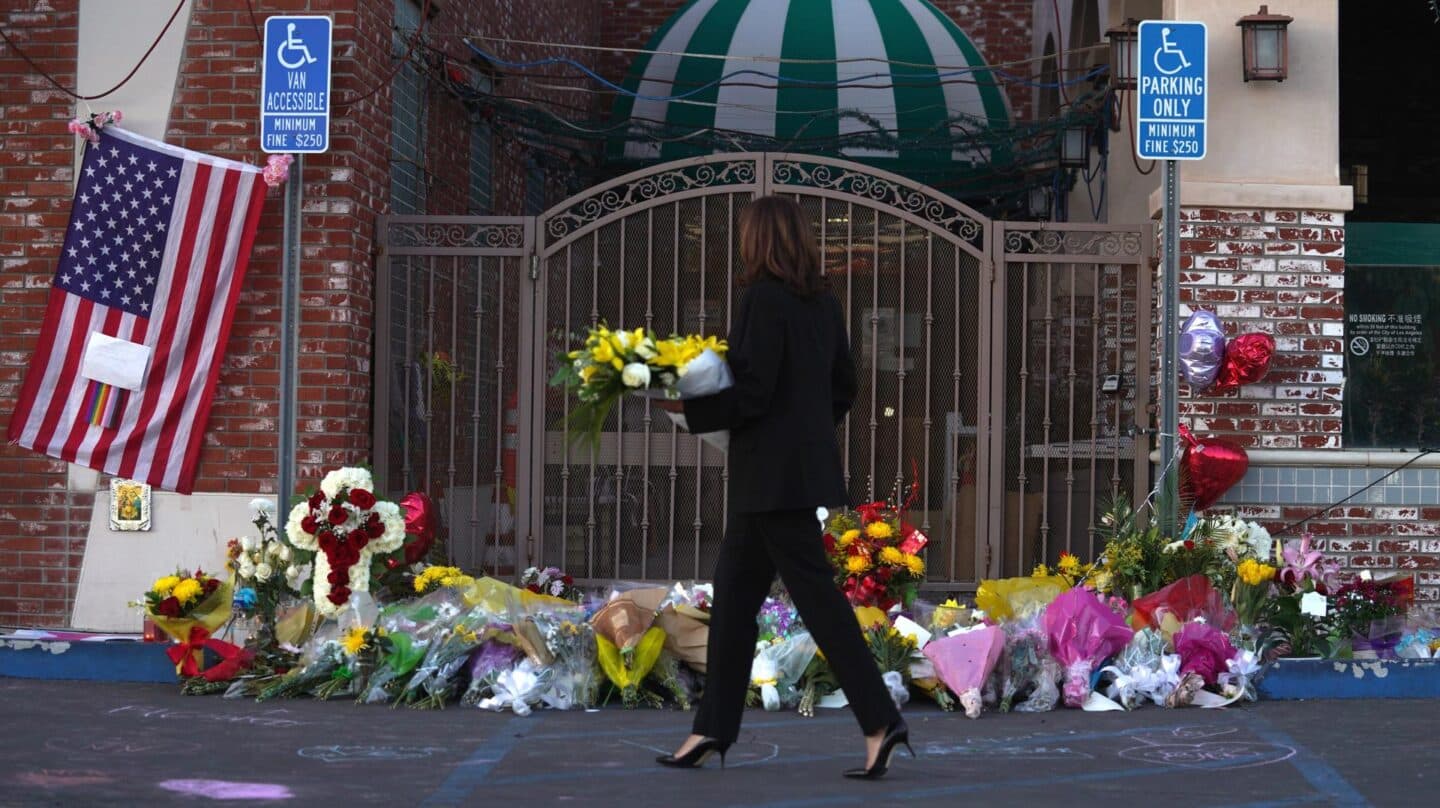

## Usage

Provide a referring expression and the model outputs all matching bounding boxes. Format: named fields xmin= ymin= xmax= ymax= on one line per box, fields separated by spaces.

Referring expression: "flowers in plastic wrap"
xmin=1231 ymin=558 xmax=1278 ymax=629
xmin=137 ymin=568 xmax=235 ymax=677
xmin=1332 ymin=576 xmax=1413 ymax=648
xmin=479 ymin=658 xmax=552 ymax=716
xmin=1131 ymin=574 xmax=1236 ymax=637
xmin=549 ymin=324 xmax=729 ymax=448
xmin=750 ymin=632 xmax=819 ymax=711
xmin=462 ymin=638 xmax=526 ymax=707
xmin=591 ymin=598 xmax=665 ymax=708
xmin=997 ymin=613 xmax=1060 ymax=713
xmin=822 ymin=487 xmax=929 ymax=609
xmin=521 ymin=566 xmax=581 ymax=601
xmin=403 ymin=604 xmax=492 ymax=708
xmin=227 ymin=498 xmax=312 ymax=645
xmin=536 ymin=612 xmax=597 ymax=710
xmin=1043 ymin=588 xmax=1135 ymax=708
xmin=1218 ymin=648 xmax=1263 ymax=702
xmin=1174 ymin=621 xmax=1238 ymax=687
xmin=360 ymin=590 xmax=463 ymax=704
xmin=923 ymin=625 xmax=1005 ymax=719
xmin=1031 ymin=552 xmax=1095 ymax=589
xmin=284 ymin=467 xmax=407 ymax=618
xmin=1100 ymin=628 xmax=1180 ymax=709
xmin=413 ymin=565 xmax=475 ymax=595
xmin=975 ymin=576 xmax=1069 ymax=623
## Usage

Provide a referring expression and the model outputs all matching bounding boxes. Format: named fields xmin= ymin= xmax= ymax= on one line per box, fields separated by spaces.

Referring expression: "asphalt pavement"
xmin=0 ymin=678 xmax=1431 ymax=806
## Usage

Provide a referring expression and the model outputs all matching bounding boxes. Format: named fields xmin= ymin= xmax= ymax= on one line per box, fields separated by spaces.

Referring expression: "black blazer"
xmin=683 ymin=276 xmax=856 ymax=514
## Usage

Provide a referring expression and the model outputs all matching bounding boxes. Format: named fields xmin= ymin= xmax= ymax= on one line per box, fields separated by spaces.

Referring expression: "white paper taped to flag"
xmin=80 ymin=332 xmax=153 ymax=391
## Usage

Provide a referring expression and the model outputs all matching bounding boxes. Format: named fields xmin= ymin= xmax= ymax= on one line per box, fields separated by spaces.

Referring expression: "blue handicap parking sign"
xmin=1136 ymin=21 xmax=1207 ymax=161
xmin=261 ymin=16 xmax=332 ymax=154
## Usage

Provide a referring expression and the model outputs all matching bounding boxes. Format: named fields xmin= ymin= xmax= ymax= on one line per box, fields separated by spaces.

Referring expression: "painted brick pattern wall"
xmin=0 ymin=2 xmax=89 ymax=626
xmin=1177 ymin=206 xmax=1346 ymax=451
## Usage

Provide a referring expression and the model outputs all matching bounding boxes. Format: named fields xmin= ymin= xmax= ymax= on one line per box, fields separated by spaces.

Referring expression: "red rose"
xmin=385 ymin=557 xmax=400 ymax=569
xmin=353 ymin=533 xmax=370 ymax=551
xmin=1184 ymin=540 xmax=1196 ymax=551
xmin=823 ymin=533 xmax=837 ymax=553
xmin=203 ymin=578 xmax=220 ymax=594
xmin=328 ymin=569 xmax=344 ymax=585
xmin=348 ymin=488 xmax=377 ymax=509
xmin=328 ymin=587 xmax=350 ymax=605
xmin=308 ymin=491 xmax=326 ymax=510
xmin=367 ymin=514 xmax=385 ymax=539
xmin=527 ymin=583 xmax=541 ymax=594
xmin=562 ymin=575 xmax=573 ymax=586
xmin=301 ymin=515 xmax=319 ymax=535
xmin=155 ymin=596 xmax=182 ymax=617
xmin=328 ymin=506 xmax=348 ymax=526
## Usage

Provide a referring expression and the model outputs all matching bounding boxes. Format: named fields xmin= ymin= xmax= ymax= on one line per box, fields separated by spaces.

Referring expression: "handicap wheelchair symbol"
xmin=1152 ymin=27 xmax=1193 ymax=75
xmin=276 ymin=22 xmax=318 ymax=69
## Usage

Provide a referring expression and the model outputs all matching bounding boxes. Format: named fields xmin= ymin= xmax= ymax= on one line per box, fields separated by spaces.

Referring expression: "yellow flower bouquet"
xmin=137 ymin=568 xmax=233 ymax=676
xmin=549 ymin=325 xmax=728 ymax=449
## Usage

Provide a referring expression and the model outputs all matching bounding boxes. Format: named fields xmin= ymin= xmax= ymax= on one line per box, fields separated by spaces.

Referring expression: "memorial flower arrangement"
xmin=285 ymin=467 xmax=407 ymax=618
xmin=229 ymin=498 xmax=313 ymax=626
xmin=823 ymin=489 xmax=929 ymax=609
xmin=549 ymin=324 xmax=728 ymax=447
xmin=142 ymin=568 xmax=225 ymax=621
xmin=520 ymin=566 xmax=580 ymax=601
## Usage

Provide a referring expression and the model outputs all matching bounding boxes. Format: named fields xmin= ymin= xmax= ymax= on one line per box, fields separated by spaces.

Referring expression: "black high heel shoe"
xmin=656 ymin=737 xmax=730 ymax=769
xmin=843 ymin=720 xmax=914 ymax=779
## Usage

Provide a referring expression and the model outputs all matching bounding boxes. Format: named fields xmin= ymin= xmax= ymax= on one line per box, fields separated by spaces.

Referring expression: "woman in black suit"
xmin=655 ymin=196 xmax=910 ymax=779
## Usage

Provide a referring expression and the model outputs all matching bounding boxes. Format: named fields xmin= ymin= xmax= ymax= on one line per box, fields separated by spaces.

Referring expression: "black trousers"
xmin=692 ymin=509 xmax=900 ymax=745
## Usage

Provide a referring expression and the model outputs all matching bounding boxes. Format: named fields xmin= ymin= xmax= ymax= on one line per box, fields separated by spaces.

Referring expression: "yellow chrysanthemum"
xmin=152 ymin=575 xmax=181 ymax=595
xmin=341 ymin=627 xmax=370 ymax=656
xmin=839 ymin=529 xmax=861 ymax=547
xmin=879 ymin=546 xmax=905 ymax=566
xmin=1057 ymin=552 xmax=1080 ymax=573
xmin=941 ymin=597 xmax=961 ymax=608
xmin=865 ymin=522 xmax=893 ymax=540
xmin=1237 ymin=559 xmax=1277 ymax=586
xmin=172 ymin=578 xmax=204 ymax=605
xmin=1032 ymin=563 xmax=1051 ymax=578
xmin=902 ymin=554 xmax=925 ymax=575
xmin=846 ymin=555 xmax=871 ymax=574
xmin=1092 ymin=571 xmax=1114 ymax=594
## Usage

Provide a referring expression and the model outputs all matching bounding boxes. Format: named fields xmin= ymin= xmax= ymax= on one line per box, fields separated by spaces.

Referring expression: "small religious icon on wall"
xmin=109 ymin=478 xmax=152 ymax=531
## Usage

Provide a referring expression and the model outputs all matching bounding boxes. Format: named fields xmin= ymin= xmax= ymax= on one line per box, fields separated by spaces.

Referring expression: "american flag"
xmin=6 ymin=128 xmax=266 ymax=493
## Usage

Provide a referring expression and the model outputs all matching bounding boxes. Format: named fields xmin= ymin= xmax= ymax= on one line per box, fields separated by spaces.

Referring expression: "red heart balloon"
xmin=1179 ymin=425 xmax=1249 ymax=511
xmin=1212 ymin=333 xmax=1275 ymax=394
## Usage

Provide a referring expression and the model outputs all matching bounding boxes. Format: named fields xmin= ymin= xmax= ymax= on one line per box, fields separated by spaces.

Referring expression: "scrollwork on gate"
xmin=1002 ymin=227 xmax=1144 ymax=258
xmin=769 ymin=159 xmax=986 ymax=248
xmin=544 ymin=159 xmax=759 ymax=242
xmin=386 ymin=221 xmax=527 ymax=251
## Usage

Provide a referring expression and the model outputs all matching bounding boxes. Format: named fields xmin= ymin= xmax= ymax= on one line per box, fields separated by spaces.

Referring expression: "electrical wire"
xmin=334 ymin=0 xmax=432 ymax=109
xmin=461 ymin=32 xmax=1109 ymax=73
xmin=463 ymin=39 xmax=1105 ymax=102
xmin=1273 ymin=451 xmax=1438 ymax=537
xmin=1123 ymin=90 xmax=1157 ymax=176
xmin=0 ymin=0 xmax=187 ymax=101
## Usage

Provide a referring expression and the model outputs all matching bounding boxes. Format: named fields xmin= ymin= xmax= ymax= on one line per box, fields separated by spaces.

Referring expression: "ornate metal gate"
xmin=375 ymin=154 xmax=1153 ymax=588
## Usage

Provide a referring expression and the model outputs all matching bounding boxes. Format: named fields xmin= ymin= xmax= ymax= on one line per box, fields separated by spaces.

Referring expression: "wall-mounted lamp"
xmin=1237 ymin=6 xmax=1293 ymax=82
xmin=1059 ymin=125 xmax=1089 ymax=169
xmin=1105 ymin=18 xmax=1139 ymax=90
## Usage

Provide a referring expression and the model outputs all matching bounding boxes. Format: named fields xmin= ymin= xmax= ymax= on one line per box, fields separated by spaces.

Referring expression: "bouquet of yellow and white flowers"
xmin=549 ymin=325 xmax=730 ymax=449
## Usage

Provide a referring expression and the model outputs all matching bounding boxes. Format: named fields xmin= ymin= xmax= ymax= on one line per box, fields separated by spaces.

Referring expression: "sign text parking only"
xmin=1136 ymin=20 xmax=1207 ymax=161
xmin=261 ymin=16 xmax=332 ymax=154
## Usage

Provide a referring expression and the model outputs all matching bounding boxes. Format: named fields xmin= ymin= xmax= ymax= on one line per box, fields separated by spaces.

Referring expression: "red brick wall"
xmin=1178 ymin=207 xmax=1346 ymax=451
xmin=0 ymin=2 xmax=88 ymax=626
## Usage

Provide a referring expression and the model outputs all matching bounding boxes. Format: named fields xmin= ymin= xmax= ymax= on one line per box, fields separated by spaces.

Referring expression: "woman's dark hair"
xmin=737 ymin=195 xmax=825 ymax=295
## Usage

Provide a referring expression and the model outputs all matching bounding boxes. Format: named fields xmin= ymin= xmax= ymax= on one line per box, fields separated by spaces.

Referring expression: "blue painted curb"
xmin=1258 ymin=658 xmax=1440 ymax=700
xmin=0 ymin=638 xmax=179 ymax=683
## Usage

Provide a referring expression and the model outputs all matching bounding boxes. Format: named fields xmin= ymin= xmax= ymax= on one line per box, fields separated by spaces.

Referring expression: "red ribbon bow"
xmin=165 ymin=626 xmax=253 ymax=681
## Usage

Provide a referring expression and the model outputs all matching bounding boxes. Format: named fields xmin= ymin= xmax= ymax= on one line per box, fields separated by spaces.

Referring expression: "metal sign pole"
xmin=1159 ymin=159 xmax=1179 ymax=536
xmin=278 ymin=156 xmax=302 ymax=506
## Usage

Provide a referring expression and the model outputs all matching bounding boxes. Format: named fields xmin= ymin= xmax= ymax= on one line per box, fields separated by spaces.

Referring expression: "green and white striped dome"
xmin=610 ymin=0 xmax=1012 ymax=165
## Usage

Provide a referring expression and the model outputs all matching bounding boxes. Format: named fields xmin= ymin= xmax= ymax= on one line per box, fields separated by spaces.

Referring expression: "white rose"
xmin=239 ymin=558 xmax=256 ymax=578
xmin=249 ymin=497 xmax=276 ymax=516
xmin=1246 ymin=521 xmax=1273 ymax=561
xmin=239 ymin=533 xmax=259 ymax=552
xmin=255 ymin=562 xmax=274 ymax=580
xmin=621 ymin=362 xmax=651 ymax=389
xmin=277 ymin=544 xmax=293 ymax=562
xmin=635 ymin=339 xmax=657 ymax=360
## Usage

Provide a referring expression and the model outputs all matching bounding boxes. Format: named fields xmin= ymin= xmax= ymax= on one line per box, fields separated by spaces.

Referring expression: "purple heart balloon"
xmin=1179 ymin=310 xmax=1226 ymax=389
